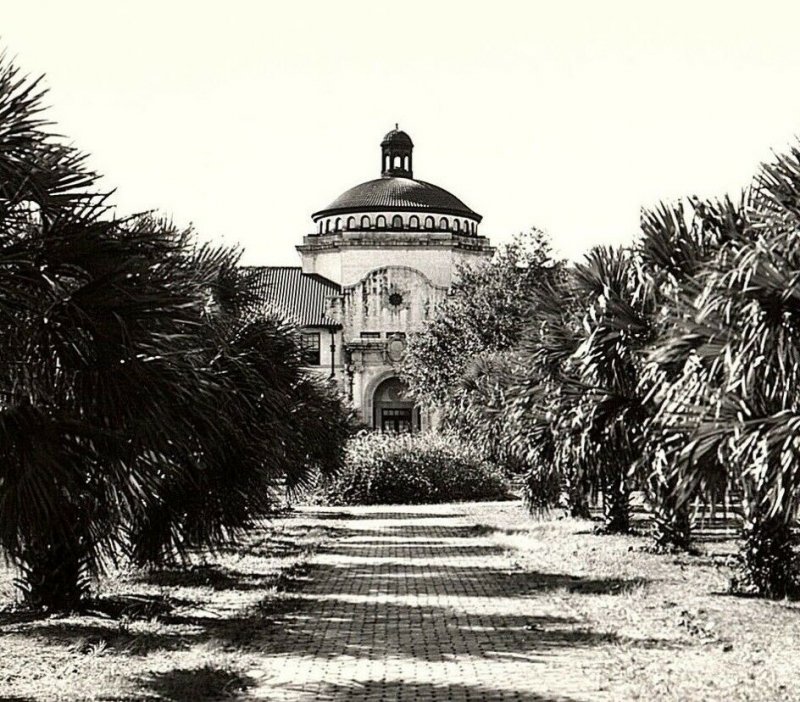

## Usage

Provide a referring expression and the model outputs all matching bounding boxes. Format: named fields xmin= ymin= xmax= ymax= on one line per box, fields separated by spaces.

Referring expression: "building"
xmin=250 ymin=127 xmax=493 ymax=431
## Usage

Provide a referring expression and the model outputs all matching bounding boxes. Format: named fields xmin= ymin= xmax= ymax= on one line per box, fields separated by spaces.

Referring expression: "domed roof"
xmin=312 ymin=177 xmax=482 ymax=221
xmin=381 ymin=128 xmax=413 ymax=147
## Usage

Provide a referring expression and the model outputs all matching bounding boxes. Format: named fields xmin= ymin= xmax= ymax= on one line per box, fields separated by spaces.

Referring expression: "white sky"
xmin=4 ymin=0 xmax=800 ymax=264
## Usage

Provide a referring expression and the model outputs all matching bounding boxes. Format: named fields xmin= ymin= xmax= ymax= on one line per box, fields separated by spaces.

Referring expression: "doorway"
xmin=381 ymin=407 xmax=413 ymax=433
xmin=372 ymin=376 xmax=418 ymax=433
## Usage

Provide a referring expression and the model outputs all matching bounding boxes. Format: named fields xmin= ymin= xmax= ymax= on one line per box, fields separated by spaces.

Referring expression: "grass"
xmin=0 ymin=512 xmax=331 ymax=701
xmin=458 ymin=500 xmax=800 ymax=701
xmin=1 ymin=501 xmax=799 ymax=700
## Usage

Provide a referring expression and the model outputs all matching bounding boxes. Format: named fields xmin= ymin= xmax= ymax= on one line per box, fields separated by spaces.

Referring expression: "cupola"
xmin=381 ymin=125 xmax=413 ymax=178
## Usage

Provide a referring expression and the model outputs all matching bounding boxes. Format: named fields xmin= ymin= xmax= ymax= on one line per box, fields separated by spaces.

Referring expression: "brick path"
xmin=250 ymin=504 xmax=612 ymax=701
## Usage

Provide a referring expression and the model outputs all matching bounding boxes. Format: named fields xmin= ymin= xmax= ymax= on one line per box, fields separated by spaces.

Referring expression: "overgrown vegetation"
xmin=7 ymin=37 xmax=800 ymax=611
xmin=316 ymin=431 xmax=510 ymax=506
xmin=401 ymin=229 xmax=562 ymax=471
xmin=0 ymin=511 xmax=330 ymax=701
xmin=403 ymin=143 xmax=800 ymax=598
xmin=0 ymin=55 xmax=349 ymax=610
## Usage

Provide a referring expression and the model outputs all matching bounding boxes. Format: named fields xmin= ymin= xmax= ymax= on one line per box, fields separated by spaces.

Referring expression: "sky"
xmin=4 ymin=0 xmax=800 ymax=264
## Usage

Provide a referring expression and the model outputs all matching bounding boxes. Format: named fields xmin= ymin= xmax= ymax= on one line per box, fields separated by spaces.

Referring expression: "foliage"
xmin=125 ymin=310 xmax=352 ymax=569
xmin=634 ymin=196 xmax=745 ymax=550
xmin=505 ymin=197 xmax=746 ymax=546
xmin=646 ymin=151 xmax=800 ymax=596
xmin=502 ymin=247 xmax=656 ymax=532
xmin=317 ymin=431 xmax=511 ymax=506
xmin=401 ymin=229 xmax=563 ymax=481
xmin=402 ymin=228 xmax=560 ymax=407
xmin=0 ymin=54 xmax=350 ymax=608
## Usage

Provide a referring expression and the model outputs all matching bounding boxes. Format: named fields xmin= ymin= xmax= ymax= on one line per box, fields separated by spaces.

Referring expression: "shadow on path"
xmin=303 ymin=680 xmax=579 ymax=702
xmin=140 ymin=665 xmax=254 ymax=701
xmin=10 ymin=508 xmax=682 ymax=700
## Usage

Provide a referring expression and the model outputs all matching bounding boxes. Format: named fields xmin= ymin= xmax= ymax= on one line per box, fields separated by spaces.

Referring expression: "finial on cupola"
xmin=380 ymin=126 xmax=414 ymax=178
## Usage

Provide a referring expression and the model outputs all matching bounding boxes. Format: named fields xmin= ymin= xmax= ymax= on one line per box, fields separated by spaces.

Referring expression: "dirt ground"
xmin=0 ymin=501 xmax=797 ymax=701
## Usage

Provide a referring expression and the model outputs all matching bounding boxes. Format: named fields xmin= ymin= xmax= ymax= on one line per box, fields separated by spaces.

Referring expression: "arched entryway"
xmin=372 ymin=376 xmax=419 ymax=433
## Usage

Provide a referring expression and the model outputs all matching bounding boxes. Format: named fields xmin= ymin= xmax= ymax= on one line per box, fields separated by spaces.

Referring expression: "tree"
xmin=541 ymin=248 xmax=655 ymax=533
xmin=635 ymin=197 xmax=744 ymax=551
xmin=401 ymin=229 xmax=561 ymax=470
xmin=651 ymin=147 xmax=800 ymax=596
xmin=0 ymin=55 xmax=350 ymax=609
xmin=476 ymin=268 xmax=587 ymax=516
xmin=508 ymin=201 xmax=738 ymax=545
xmin=126 ymin=307 xmax=351 ymax=569
xmin=401 ymin=229 xmax=559 ymax=406
xmin=505 ymin=245 xmax=661 ymax=534
xmin=0 ymin=207 xmax=236 ymax=608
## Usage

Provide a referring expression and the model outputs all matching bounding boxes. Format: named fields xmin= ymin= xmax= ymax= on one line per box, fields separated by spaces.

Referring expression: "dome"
xmin=312 ymin=127 xmax=482 ymax=225
xmin=381 ymin=128 xmax=413 ymax=148
xmin=312 ymin=177 xmax=482 ymax=221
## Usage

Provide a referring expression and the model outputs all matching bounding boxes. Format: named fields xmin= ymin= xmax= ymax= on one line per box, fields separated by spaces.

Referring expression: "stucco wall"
xmin=330 ymin=266 xmax=448 ymax=338
xmin=294 ymin=213 xmax=493 ymax=428
xmin=300 ymin=234 xmax=493 ymax=287
xmin=340 ymin=247 xmax=458 ymax=288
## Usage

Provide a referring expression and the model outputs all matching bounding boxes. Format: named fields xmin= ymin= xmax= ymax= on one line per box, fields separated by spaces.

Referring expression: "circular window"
xmin=388 ymin=292 xmax=404 ymax=307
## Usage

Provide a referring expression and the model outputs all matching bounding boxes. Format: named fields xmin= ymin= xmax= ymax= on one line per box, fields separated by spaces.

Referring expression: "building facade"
xmin=251 ymin=128 xmax=493 ymax=430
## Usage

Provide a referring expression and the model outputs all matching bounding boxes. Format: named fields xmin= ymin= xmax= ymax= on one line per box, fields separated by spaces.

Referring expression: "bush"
xmin=0 ymin=54 xmax=351 ymax=610
xmin=318 ymin=431 xmax=511 ymax=505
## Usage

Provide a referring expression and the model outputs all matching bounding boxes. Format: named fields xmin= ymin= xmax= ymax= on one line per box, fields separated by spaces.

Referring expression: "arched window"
xmin=424 ymin=216 xmax=435 ymax=229
xmin=439 ymin=217 xmax=448 ymax=230
xmin=472 ymin=222 xmax=477 ymax=234
xmin=392 ymin=214 xmax=403 ymax=229
xmin=318 ymin=221 xmax=323 ymax=234
xmin=409 ymin=215 xmax=419 ymax=229
xmin=376 ymin=215 xmax=387 ymax=229
xmin=393 ymin=155 xmax=402 ymax=168
xmin=325 ymin=220 xmax=331 ymax=233
xmin=453 ymin=219 xmax=461 ymax=233
xmin=335 ymin=217 xmax=342 ymax=231
xmin=346 ymin=216 xmax=356 ymax=230
xmin=361 ymin=215 xmax=371 ymax=229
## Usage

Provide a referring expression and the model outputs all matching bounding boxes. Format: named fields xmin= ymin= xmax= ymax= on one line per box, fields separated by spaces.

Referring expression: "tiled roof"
xmin=312 ymin=177 xmax=481 ymax=221
xmin=243 ymin=266 xmax=340 ymax=328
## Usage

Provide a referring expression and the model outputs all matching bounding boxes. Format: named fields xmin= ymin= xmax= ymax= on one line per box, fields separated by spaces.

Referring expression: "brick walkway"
xmin=250 ymin=504 xmax=611 ymax=701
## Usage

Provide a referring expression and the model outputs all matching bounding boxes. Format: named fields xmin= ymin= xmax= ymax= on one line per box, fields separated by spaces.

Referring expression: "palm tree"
xmin=127 ymin=308 xmax=351 ymax=569
xmin=503 ymin=271 xmax=590 ymax=517
xmin=0 ymin=206 xmax=234 ymax=608
xmin=651 ymin=152 xmax=800 ymax=596
xmin=513 ymin=247 xmax=661 ymax=533
xmin=634 ymin=197 xmax=744 ymax=551
xmin=0 ymin=55 xmax=350 ymax=608
xmin=558 ymin=247 xmax=657 ymax=533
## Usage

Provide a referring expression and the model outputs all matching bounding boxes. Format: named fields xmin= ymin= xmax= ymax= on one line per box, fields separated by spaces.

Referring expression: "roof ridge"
xmin=241 ymin=264 xmax=302 ymax=271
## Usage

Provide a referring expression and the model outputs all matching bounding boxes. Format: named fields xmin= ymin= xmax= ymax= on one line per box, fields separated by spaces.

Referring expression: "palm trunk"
xmin=651 ymin=498 xmax=693 ymax=552
xmin=16 ymin=539 xmax=89 ymax=611
xmin=601 ymin=475 xmax=631 ymax=534
xmin=564 ymin=473 xmax=591 ymax=519
xmin=648 ymin=476 xmax=693 ymax=552
xmin=737 ymin=508 xmax=798 ymax=599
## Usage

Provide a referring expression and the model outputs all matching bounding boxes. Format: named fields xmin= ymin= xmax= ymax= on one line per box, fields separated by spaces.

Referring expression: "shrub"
xmin=318 ymin=431 xmax=511 ymax=506
xmin=0 ymin=54 xmax=351 ymax=609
